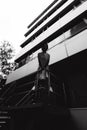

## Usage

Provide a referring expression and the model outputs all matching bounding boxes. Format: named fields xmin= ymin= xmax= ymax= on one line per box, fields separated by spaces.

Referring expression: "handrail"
xmin=17 ymin=80 xmax=35 ymax=88
xmin=15 ymin=89 xmax=33 ymax=106
xmin=0 ymin=81 xmax=16 ymax=98
xmin=62 ymin=83 xmax=67 ymax=105
xmin=1 ymin=71 xmax=77 ymax=107
xmin=50 ymin=72 xmax=58 ymax=81
xmin=1 ymin=90 xmax=30 ymax=106
xmin=20 ymin=92 xmax=35 ymax=106
xmin=0 ymin=80 xmax=35 ymax=106
xmin=15 ymin=72 xmax=57 ymax=106
xmin=13 ymin=90 xmax=30 ymax=96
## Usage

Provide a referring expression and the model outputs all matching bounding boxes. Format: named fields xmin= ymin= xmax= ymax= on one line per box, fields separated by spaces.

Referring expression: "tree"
xmin=0 ymin=41 xmax=15 ymax=76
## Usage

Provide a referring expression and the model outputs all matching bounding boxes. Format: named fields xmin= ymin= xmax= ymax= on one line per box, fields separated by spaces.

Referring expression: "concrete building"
xmin=0 ymin=1 xmax=87 ymax=129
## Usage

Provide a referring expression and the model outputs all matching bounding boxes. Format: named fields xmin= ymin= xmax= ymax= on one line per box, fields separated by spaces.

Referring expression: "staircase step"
xmin=0 ymin=116 xmax=11 ymax=119
xmin=0 ymin=110 xmax=11 ymax=128
xmin=0 ymin=111 xmax=8 ymax=114
xmin=0 ymin=121 xmax=6 ymax=124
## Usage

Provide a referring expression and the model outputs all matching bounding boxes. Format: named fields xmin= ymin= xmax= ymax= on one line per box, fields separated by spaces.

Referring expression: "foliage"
xmin=0 ymin=41 xmax=15 ymax=76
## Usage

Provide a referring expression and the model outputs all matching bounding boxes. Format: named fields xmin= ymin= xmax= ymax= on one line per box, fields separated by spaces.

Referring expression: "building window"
xmin=70 ymin=18 xmax=87 ymax=36
xmin=64 ymin=17 xmax=87 ymax=40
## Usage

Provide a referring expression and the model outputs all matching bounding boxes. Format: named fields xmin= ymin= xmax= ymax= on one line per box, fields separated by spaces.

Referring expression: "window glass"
xmin=64 ymin=17 xmax=87 ymax=39
xmin=70 ymin=19 xmax=87 ymax=36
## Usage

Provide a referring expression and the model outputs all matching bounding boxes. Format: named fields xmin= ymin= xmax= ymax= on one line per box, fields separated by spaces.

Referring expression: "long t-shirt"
xmin=37 ymin=52 xmax=50 ymax=80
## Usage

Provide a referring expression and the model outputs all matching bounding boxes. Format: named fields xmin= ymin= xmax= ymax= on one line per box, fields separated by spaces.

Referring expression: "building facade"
xmin=0 ymin=0 xmax=87 ymax=129
xmin=0 ymin=0 xmax=87 ymax=108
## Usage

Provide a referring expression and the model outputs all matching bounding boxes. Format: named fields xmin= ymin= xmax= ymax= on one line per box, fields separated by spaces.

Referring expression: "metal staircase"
xmin=0 ymin=110 xmax=11 ymax=129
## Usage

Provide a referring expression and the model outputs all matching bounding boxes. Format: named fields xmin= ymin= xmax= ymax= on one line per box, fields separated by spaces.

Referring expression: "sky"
xmin=0 ymin=0 xmax=54 ymax=55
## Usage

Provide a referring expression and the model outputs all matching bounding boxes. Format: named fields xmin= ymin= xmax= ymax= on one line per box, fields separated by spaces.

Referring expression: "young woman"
xmin=36 ymin=43 xmax=50 ymax=103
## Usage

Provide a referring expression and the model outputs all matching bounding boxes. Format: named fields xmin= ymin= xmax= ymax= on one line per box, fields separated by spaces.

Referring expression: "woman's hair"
xmin=42 ymin=43 xmax=48 ymax=52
